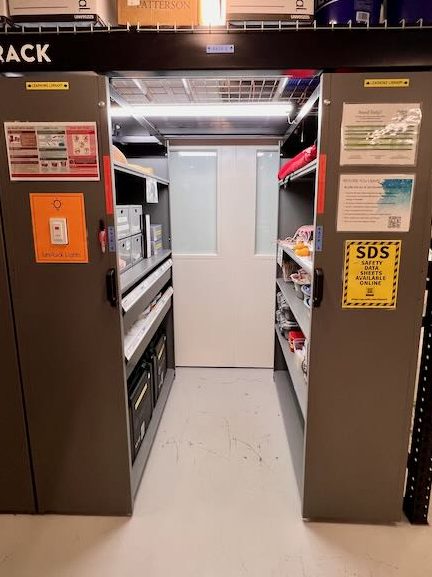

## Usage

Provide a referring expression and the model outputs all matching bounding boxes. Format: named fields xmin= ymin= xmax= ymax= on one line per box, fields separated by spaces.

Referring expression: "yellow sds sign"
xmin=342 ymin=240 xmax=401 ymax=309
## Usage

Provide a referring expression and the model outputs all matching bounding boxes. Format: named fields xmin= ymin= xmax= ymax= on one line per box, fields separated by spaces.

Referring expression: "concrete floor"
xmin=0 ymin=367 xmax=431 ymax=577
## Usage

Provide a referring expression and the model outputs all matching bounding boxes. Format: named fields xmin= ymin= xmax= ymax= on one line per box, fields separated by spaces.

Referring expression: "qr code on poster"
xmin=388 ymin=216 xmax=401 ymax=229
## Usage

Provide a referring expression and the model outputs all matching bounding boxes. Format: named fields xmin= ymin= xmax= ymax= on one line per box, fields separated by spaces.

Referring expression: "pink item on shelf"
xmin=278 ymin=144 xmax=317 ymax=181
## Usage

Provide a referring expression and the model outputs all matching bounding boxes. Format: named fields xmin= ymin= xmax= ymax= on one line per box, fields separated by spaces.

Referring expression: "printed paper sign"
xmin=337 ymin=175 xmax=414 ymax=232
xmin=30 ymin=193 xmax=88 ymax=263
xmin=146 ymin=178 xmax=158 ymax=203
xmin=340 ymin=103 xmax=421 ymax=166
xmin=342 ymin=240 xmax=401 ymax=309
xmin=5 ymin=122 xmax=100 ymax=181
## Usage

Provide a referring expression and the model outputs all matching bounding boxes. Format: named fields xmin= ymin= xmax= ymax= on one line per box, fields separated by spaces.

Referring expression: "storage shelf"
xmin=276 ymin=278 xmax=310 ymax=339
xmin=114 ymin=161 xmax=169 ymax=186
xmin=122 ymin=266 xmax=172 ymax=334
xmin=279 ymin=159 xmax=317 ymax=186
xmin=275 ymin=326 xmax=308 ymax=420
xmin=120 ymin=249 xmax=172 ymax=294
xmin=132 ymin=368 xmax=175 ymax=499
xmin=125 ymin=291 xmax=173 ymax=378
xmin=279 ymin=243 xmax=313 ymax=275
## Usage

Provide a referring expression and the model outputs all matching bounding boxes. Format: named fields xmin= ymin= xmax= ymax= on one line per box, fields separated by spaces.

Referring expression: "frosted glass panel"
xmin=169 ymin=150 xmax=217 ymax=254
xmin=255 ymin=150 xmax=279 ymax=255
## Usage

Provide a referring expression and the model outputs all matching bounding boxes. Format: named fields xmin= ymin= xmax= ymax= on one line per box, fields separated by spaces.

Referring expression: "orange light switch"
xmin=30 ymin=193 xmax=88 ymax=263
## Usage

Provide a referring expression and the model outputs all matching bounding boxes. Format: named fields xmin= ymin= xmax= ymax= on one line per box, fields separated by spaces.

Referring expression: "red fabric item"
xmin=278 ymin=144 xmax=317 ymax=181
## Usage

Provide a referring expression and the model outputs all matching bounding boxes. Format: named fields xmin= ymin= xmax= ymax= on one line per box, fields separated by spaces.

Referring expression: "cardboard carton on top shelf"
xmin=8 ymin=0 xmax=117 ymax=25
xmin=118 ymin=0 xmax=200 ymax=26
xmin=227 ymin=0 xmax=313 ymax=21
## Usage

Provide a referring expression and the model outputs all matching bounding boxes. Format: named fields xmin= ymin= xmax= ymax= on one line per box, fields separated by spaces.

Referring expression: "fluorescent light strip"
xmin=111 ymin=103 xmax=293 ymax=118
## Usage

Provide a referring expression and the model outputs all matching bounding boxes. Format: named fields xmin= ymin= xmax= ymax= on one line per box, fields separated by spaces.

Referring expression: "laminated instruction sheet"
xmin=340 ymin=103 xmax=422 ymax=166
xmin=337 ymin=174 xmax=415 ymax=232
xmin=4 ymin=121 xmax=100 ymax=181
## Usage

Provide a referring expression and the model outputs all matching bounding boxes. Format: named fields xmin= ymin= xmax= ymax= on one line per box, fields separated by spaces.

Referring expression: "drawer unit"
xmin=116 ymin=206 xmax=131 ymax=240
xmin=129 ymin=205 xmax=143 ymax=235
xmin=131 ymin=234 xmax=144 ymax=266
xmin=118 ymin=237 xmax=132 ymax=272
xmin=149 ymin=333 xmax=167 ymax=406
xmin=128 ymin=360 xmax=153 ymax=461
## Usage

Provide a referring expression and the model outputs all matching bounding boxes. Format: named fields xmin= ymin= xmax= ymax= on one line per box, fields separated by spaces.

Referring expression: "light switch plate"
xmin=49 ymin=217 xmax=68 ymax=245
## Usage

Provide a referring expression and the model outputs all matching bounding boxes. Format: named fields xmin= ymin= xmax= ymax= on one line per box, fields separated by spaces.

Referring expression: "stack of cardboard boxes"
xmin=2 ymin=0 xmax=316 ymax=27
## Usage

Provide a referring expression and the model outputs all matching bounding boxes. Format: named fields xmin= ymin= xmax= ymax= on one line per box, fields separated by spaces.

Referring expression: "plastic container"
xmin=387 ymin=1 xmax=432 ymax=25
xmin=315 ymin=0 xmax=382 ymax=25
xmin=301 ymin=284 xmax=311 ymax=303
xmin=288 ymin=330 xmax=305 ymax=352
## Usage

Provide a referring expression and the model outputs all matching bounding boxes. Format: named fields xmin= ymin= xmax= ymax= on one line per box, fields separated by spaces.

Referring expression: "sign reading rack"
xmin=342 ymin=240 xmax=401 ymax=309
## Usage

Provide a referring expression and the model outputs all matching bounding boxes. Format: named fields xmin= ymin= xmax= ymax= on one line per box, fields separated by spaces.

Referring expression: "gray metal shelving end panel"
xmin=305 ymin=72 xmax=432 ymax=522
xmin=0 ymin=74 xmax=133 ymax=515
xmin=275 ymin=71 xmax=432 ymax=523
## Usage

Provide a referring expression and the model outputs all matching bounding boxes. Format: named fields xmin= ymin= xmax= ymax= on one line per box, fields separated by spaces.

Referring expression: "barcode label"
xmin=356 ymin=11 xmax=370 ymax=24
xmin=388 ymin=216 xmax=402 ymax=229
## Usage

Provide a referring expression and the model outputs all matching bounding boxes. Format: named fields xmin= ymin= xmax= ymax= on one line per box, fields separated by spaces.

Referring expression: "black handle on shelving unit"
xmin=106 ymin=268 xmax=118 ymax=307
xmin=313 ymin=268 xmax=324 ymax=308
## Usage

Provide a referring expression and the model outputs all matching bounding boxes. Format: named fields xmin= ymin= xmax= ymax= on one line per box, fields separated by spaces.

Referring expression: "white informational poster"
xmin=146 ymin=177 xmax=158 ymax=203
xmin=337 ymin=174 xmax=415 ymax=232
xmin=4 ymin=121 xmax=100 ymax=181
xmin=340 ymin=103 xmax=422 ymax=166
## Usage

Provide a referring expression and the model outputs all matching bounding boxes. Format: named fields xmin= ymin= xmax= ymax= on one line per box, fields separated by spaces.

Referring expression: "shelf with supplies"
xmin=279 ymin=159 xmax=317 ymax=187
xmin=124 ymin=287 xmax=173 ymax=378
xmin=276 ymin=278 xmax=310 ymax=339
xmin=279 ymin=242 xmax=313 ymax=275
xmin=275 ymin=325 xmax=308 ymax=420
xmin=114 ymin=161 xmax=169 ymax=186
xmin=120 ymin=249 xmax=172 ymax=294
xmin=122 ymin=258 xmax=172 ymax=333
xmin=131 ymin=367 xmax=175 ymax=498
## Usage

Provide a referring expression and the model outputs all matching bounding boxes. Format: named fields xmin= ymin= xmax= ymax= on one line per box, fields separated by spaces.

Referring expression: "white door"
xmin=169 ymin=145 xmax=279 ymax=367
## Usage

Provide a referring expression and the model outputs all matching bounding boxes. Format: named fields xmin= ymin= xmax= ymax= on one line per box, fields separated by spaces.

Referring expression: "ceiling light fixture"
xmin=110 ymin=103 xmax=293 ymax=119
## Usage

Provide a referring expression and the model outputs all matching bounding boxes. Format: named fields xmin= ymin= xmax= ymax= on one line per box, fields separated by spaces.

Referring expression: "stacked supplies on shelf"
xmin=150 ymin=224 xmax=163 ymax=256
xmin=278 ymin=144 xmax=317 ymax=182
xmin=116 ymin=204 xmax=145 ymax=273
xmin=290 ymin=269 xmax=312 ymax=310
xmin=276 ymin=291 xmax=308 ymax=382
xmin=276 ymin=291 xmax=299 ymax=336
xmin=279 ymin=225 xmax=314 ymax=259
xmin=124 ymin=287 xmax=173 ymax=362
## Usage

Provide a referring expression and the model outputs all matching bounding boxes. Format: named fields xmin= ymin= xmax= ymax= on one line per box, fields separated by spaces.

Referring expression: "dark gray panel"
xmin=278 ymin=180 xmax=315 ymax=241
xmin=304 ymin=72 xmax=432 ymax=522
xmin=0 ymin=74 xmax=132 ymax=515
xmin=0 ymin=212 xmax=35 ymax=513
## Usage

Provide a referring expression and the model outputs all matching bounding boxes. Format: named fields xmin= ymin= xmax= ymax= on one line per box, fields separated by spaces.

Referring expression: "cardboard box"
xmin=227 ymin=0 xmax=313 ymax=21
xmin=118 ymin=0 xmax=199 ymax=26
xmin=0 ymin=0 xmax=8 ymax=19
xmin=8 ymin=0 xmax=117 ymax=25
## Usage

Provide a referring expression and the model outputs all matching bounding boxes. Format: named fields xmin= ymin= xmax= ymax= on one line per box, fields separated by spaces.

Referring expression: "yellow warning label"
xmin=26 ymin=82 xmax=69 ymax=91
xmin=342 ymin=240 xmax=401 ymax=309
xmin=364 ymin=79 xmax=410 ymax=88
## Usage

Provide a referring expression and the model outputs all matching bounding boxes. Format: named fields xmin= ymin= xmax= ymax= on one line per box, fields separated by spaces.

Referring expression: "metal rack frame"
xmin=0 ymin=23 xmax=431 ymax=522
xmin=1 ymin=23 xmax=432 ymax=72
